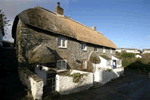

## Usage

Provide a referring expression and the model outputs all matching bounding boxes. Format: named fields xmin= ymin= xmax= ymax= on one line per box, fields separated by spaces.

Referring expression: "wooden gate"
xmin=43 ymin=70 xmax=56 ymax=97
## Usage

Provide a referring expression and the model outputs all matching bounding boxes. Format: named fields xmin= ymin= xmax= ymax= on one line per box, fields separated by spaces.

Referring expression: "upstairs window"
xmin=103 ymin=47 xmax=105 ymax=53
xmin=82 ymin=43 xmax=87 ymax=51
xmin=57 ymin=60 xmax=67 ymax=70
xmin=110 ymin=48 xmax=112 ymax=53
xmin=94 ymin=47 xmax=98 ymax=52
xmin=58 ymin=36 xmax=67 ymax=48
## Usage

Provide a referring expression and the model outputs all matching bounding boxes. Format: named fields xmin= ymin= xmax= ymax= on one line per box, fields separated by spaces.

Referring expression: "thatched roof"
xmin=89 ymin=52 xmax=101 ymax=63
xmin=29 ymin=45 xmax=56 ymax=64
xmin=12 ymin=7 xmax=117 ymax=49
xmin=100 ymin=55 xmax=111 ymax=60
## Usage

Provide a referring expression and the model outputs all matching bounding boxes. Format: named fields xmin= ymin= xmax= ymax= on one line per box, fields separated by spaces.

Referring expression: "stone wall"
xmin=56 ymin=70 xmax=93 ymax=95
xmin=94 ymin=67 xmax=124 ymax=84
xmin=15 ymin=20 xmax=115 ymax=70
xmin=18 ymin=67 xmax=44 ymax=100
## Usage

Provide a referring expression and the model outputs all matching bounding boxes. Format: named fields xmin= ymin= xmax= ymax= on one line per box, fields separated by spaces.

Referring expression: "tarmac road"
xmin=54 ymin=69 xmax=150 ymax=100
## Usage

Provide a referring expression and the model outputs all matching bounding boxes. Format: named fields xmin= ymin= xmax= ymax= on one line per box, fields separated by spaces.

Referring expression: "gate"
xmin=43 ymin=70 xmax=56 ymax=97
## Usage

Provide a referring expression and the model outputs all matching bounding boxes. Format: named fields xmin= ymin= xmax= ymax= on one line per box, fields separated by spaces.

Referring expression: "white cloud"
xmin=148 ymin=35 xmax=150 ymax=38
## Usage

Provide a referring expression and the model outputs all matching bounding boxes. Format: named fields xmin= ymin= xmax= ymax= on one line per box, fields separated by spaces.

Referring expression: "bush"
xmin=122 ymin=58 xmax=132 ymax=67
xmin=121 ymin=53 xmax=135 ymax=58
xmin=106 ymin=68 xmax=111 ymax=72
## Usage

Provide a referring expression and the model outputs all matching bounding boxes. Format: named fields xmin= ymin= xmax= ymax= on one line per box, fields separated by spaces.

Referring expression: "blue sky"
xmin=1 ymin=0 xmax=150 ymax=50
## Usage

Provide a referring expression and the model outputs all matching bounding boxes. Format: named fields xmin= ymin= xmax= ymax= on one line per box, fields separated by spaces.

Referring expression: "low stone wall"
xmin=56 ymin=70 xmax=93 ymax=95
xmin=18 ymin=67 xmax=44 ymax=100
xmin=94 ymin=67 xmax=124 ymax=84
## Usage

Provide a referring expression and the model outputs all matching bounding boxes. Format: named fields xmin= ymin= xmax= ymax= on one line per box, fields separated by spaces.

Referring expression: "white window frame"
xmin=110 ymin=48 xmax=112 ymax=53
xmin=103 ymin=47 xmax=105 ymax=53
xmin=57 ymin=60 xmax=67 ymax=70
xmin=83 ymin=61 xmax=87 ymax=69
xmin=82 ymin=43 xmax=87 ymax=51
xmin=94 ymin=47 xmax=98 ymax=52
xmin=57 ymin=36 xmax=67 ymax=48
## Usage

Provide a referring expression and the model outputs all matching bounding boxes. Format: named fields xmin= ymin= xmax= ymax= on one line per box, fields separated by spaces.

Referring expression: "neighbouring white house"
xmin=135 ymin=54 xmax=142 ymax=58
xmin=111 ymin=56 xmax=122 ymax=68
xmin=97 ymin=55 xmax=112 ymax=69
xmin=94 ymin=55 xmax=123 ymax=84
xmin=116 ymin=48 xmax=140 ymax=54
xmin=142 ymin=49 xmax=150 ymax=54
xmin=95 ymin=55 xmax=122 ymax=70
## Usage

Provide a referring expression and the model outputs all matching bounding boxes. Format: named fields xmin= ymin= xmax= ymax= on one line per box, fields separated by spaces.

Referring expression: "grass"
xmin=117 ymin=52 xmax=150 ymax=72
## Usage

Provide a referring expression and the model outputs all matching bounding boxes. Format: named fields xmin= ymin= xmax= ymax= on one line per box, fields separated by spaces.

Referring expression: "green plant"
xmin=71 ymin=73 xmax=87 ymax=83
xmin=106 ymin=68 xmax=111 ymax=72
xmin=121 ymin=53 xmax=135 ymax=58
xmin=71 ymin=73 xmax=81 ymax=83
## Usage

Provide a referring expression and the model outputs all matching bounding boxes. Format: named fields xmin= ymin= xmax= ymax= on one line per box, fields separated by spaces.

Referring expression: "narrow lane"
xmin=53 ymin=70 xmax=150 ymax=100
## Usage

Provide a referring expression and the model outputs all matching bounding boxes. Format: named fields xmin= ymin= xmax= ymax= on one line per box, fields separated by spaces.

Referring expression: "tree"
xmin=0 ymin=10 xmax=11 ymax=37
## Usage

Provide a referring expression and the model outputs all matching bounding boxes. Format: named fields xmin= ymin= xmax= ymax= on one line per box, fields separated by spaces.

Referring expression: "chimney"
xmin=55 ymin=2 xmax=64 ymax=15
xmin=92 ymin=26 xmax=96 ymax=31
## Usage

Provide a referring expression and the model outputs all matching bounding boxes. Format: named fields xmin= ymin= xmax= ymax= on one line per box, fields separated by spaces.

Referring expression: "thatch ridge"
xmin=100 ymin=55 xmax=111 ymax=60
xmin=12 ymin=7 xmax=117 ymax=49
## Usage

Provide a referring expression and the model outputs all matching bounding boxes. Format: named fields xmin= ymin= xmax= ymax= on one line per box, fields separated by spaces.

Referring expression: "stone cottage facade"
xmin=12 ymin=2 xmax=117 ymax=71
xmin=12 ymin=2 xmax=120 ymax=98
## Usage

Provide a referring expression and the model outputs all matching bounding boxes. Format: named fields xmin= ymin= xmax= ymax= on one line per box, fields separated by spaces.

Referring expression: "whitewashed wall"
xmin=18 ymin=67 xmax=44 ymax=100
xmin=135 ymin=55 xmax=142 ymax=58
xmin=94 ymin=67 xmax=124 ymax=84
xmin=126 ymin=50 xmax=135 ymax=53
xmin=143 ymin=51 xmax=150 ymax=54
xmin=96 ymin=56 xmax=112 ymax=69
xmin=35 ymin=65 xmax=49 ymax=86
xmin=116 ymin=49 xmax=121 ymax=53
xmin=56 ymin=70 xmax=93 ymax=95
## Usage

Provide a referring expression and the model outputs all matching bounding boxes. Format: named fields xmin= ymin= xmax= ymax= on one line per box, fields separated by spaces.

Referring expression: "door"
xmin=113 ymin=60 xmax=117 ymax=69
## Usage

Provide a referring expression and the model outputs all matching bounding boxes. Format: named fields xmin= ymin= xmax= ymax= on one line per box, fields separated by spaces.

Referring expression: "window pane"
xmin=82 ymin=43 xmax=86 ymax=50
xmin=62 ymin=61 xmax=66 ymax=69
xmin=57 ymin=61 xmax=61 ymax=70
xmin=58 ymin=37 xmax=61 ymax=46
xmin=62 ymin=38 xmax=65 ymax=47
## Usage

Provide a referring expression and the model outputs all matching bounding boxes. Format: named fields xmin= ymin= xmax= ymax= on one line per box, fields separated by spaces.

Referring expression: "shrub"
xmin=121 ymin=53 xmax=135 ymax=58
xmin=122 ymin=58 xmax=132 ymax=67
xmin=106 ymin=68 xmax=111 ymax=72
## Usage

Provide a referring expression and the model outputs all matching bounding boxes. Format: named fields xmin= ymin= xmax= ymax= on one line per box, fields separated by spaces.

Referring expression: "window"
xmin=57 ymin=60 xmax=67 ymax=70
xmin=58 ymin=36 xmax=67 ymax=48
xmin=103 ymin=47 xmax=105 ymax=53
xmin=94 ymin=47 xmax=98 ymax=52
xmin=82 ymin=43 xmax=87 ymax=51
xmin=39 ymin=65 xmax=42 ymax=70
xmin=107 ymin=60 xmax=111 ymax=66
xmin=110 ymin=48 xmax=112 ymax=53
xmin=83 ymin=61 xmax=87 ymax=69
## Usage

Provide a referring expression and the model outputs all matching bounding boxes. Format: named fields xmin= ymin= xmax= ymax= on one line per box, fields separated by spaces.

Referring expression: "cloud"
xmin=0 ymin=0 xmax=69 ymax=42
xmin=148 ymin=35 xmax=150 ymax=38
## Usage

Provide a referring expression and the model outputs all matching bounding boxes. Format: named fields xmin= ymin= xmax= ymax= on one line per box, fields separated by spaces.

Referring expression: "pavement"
xmin=53 ymin=69 xmax=150 ymax=100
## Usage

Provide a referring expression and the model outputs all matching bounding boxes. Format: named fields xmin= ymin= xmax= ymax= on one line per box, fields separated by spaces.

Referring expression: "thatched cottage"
xmin=12 ymin=2 xmax=122 ymax=97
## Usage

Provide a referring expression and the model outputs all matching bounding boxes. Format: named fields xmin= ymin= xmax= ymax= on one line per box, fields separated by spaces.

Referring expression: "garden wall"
xmin=18 ymin=67 xmax=44 ymax=100
xmin=56 ymin=70 xmax=93 ymax=95
xmin=94 ymin=67 xmax=124 ymax=84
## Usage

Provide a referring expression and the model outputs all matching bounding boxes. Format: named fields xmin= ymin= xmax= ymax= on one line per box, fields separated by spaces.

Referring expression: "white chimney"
xmin=92 ymin=26 xmax=96 ymax=31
